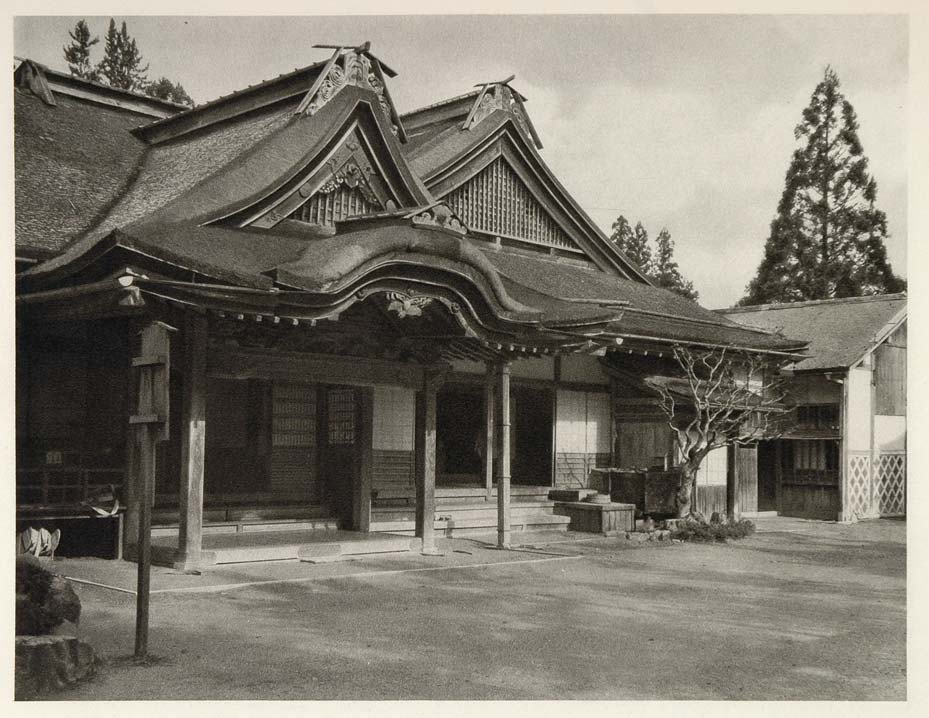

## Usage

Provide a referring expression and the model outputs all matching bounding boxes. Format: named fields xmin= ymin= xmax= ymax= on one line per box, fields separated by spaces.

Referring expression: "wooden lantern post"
xmin=130 ymin=321 xmax=174 ymax=661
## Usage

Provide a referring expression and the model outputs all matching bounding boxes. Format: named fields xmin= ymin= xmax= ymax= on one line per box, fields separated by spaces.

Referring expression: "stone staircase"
xmin=370 ymin=485 xmax=571 ymax=537
xmin=150 ymin=504 xmax=340 ymax=539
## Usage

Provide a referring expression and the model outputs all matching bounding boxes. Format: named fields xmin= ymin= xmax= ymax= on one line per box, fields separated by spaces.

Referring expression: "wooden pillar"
xmin=415 ymin=372 xmax=439 ymax=553
xmin=354 ymin=387 xmax=374 ymax=533
xmin=496 ymin=361 xmax=512 ymax=548
xmin=726 ymin=443 xmax=740 ymax=520
xmin=838 ymin=371 xmax=850 ymax=522
xmin=551 ymin=356 xmax=561 ymax=487
xmin=175 ymin=313 xmax=207 ymax=572
xmin=774 ymin=440 xmax=783 ymax=514
xmin=483 ymin=365 xmax=495 ymax=502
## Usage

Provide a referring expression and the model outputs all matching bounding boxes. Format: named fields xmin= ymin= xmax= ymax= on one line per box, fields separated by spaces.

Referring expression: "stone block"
xmin=15 ymin=635 xmax=97 ymax=699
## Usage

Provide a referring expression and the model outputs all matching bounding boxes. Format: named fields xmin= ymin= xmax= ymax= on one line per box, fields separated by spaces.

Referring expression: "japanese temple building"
xmin=15 ymin=48 xmax=809 ymax=570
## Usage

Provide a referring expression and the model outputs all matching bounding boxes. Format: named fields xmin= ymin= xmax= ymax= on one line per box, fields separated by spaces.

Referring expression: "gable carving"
xmin=297 ymin=47 xmax=399 ymax=136
xmin=244 ymin=127 xmax=397 ymax=229
xmin=465 ymin=84 xmax=533 ymax=142
xmin=443 ymin=157 xmax=579 ymax=251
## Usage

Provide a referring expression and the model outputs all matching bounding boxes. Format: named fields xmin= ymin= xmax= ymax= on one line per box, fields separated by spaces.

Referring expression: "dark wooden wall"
xmin=616 ymin=421 xmax=673 ymax=471
xmin=17 ymin=319 xmax=129 ymax=507
xmin=735 ymin=445 xmax=758 ymax=514
xmin=694 ymin=484 xmax=727 ymax=517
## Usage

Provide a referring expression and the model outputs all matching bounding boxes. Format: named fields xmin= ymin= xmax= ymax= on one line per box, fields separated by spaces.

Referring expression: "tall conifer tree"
xmin=146 ymin=77 xmax=194 ymax=107
xmin=63 ymin=20 xmax=100 ymax=82
xmin=611 ymin=215 xmax=653 ymax=271
xmin=631 ymin=222 xmax=653 ymax=273
xmin=652 ymin=228 xmax=698 ymax=300
xmin=97 ymin=19 xmax=149 ymax=92
xmin=741 ymin=67 xmax=904 ymax=306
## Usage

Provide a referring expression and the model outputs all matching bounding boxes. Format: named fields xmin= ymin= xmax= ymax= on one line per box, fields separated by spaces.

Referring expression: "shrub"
xmin=670 ymin=516 xmax=756 ymax=543
xmin=16 ymin=557 xmax=81 ymax=635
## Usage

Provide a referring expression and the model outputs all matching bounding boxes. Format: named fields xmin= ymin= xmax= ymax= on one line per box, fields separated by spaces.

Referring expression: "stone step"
xmin=374 ymin=502 xmax=557 ymax=521
xmin=151 ymin=517 xmax=340 ymax=538
xmin=369 ymin=512 xmax=571 ymax=535
xmin=374 ymin=486 xmax=553 ymax=507
xmin=153 ymin=505 xmax=330 ymax=525
xmin=142 ymin=530 xmax=417 ymax=566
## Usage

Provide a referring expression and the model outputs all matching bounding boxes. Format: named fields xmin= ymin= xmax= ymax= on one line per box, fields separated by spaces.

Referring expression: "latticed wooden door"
xmin=319 ymin=386 xmax=358 ymax=527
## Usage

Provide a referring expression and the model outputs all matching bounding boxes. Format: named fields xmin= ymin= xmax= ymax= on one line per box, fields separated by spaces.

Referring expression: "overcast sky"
xmin=13 ymin=14 xmax=908 ymax=308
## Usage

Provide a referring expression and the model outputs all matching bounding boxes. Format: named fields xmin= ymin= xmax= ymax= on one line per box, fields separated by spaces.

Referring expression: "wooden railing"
xmin=17 ymin=467 xmax=124 ymax=509
xmin=783 ymin=468 xmax=839 ymax=487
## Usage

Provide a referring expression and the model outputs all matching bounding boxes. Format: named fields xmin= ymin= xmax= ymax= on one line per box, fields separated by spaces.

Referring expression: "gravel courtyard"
xmin=46 ymin=517 xmax=905 ymax=701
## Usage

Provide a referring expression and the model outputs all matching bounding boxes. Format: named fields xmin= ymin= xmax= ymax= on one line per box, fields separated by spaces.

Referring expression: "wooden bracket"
xmin=131 ymin=355 xmax=167 ymax=368
xmin=129 ymin=414 xmax=166 ymax=425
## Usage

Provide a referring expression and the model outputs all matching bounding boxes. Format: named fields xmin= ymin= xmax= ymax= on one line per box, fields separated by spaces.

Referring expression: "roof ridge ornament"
xmin=295 ymin=43 xmax=406 ymax=141
xmin=461 ymin=75 xmax=543 ymax=149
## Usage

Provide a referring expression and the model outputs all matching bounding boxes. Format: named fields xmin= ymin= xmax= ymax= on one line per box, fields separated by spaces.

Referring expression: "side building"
xmin=723 ymin=294 xmax=907 ymax=521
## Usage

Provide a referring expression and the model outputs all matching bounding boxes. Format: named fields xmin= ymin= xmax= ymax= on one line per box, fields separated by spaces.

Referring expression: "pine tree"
xmin=146 ymin=77 xmax=194 ymax=107
xmin=741 ymin=67 xmax=905 ymax=306
xmin=62 ymin=19 xmax=100 ymax=82
xmin=97 ymin=19 xmax=149 ymax=92
xmin=611 ymin=215 xmax=652 ymax=271
xmin=652 ymin=228 xmax=698 ymax=300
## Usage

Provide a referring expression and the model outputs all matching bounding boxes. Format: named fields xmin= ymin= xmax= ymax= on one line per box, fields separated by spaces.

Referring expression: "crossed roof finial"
xmin=473 ymin=74 xmax=516 ymax=89
xmin=461 ymin=74 xmax=542 ymax=148
xmin=311 ymin=41 xmax=397 ymax=77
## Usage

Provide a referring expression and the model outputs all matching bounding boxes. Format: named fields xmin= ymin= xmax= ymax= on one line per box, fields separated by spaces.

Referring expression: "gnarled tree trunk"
xmin=675 ymin=462 xmax=700 ymax=518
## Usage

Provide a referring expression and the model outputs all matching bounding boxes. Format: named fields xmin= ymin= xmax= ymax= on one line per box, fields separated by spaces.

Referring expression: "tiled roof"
xmin=14 ymin=88 xmax=152 ymax=256
xmin=722 ymin=294 xmax=907 ymax=371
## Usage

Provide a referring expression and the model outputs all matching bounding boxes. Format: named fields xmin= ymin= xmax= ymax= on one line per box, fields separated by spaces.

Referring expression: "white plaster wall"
xmin=556 ymin=389 xmax=611 ymax=454
xmin=875 ymin=415 xmax=906 ymax=452
xmin=696 ymin=446 xmax=728 ymax=486
xmin=511 ymin=357 xmax=554 ymax=380
xmin=372 ymin=386 xmax=415 ymax=451
xmin=450 ymin=357 xmax=553 ymax=380
xmin=560 ymin=355 xmax=610 ymax=385
xmin=586 ymin=393 xmax=612 ymax=455
xmin=556 ymin=389 xmax=587 ymax=453
xmin=449 ymin=359 xmax=484 ymax=375
xmin=847 ymin=367 xmax=872 ymax=451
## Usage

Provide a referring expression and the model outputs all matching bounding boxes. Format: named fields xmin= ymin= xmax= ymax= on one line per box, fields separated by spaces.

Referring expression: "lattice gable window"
xmin=287 ymin=178 xmax=382 ymax=227
xmin=794 ymin=404 xmax=840 ymax=432
xmin=443 ymin=156 xmax=581 ymax=252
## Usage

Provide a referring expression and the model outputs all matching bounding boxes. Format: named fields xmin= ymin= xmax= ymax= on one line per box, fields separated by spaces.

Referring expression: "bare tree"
xmin=645 ymin=345 xmax=791 ymax=518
